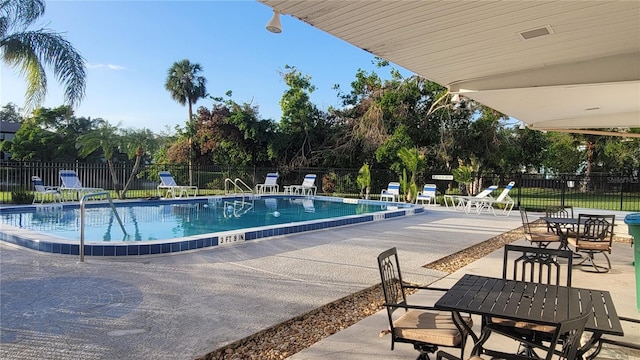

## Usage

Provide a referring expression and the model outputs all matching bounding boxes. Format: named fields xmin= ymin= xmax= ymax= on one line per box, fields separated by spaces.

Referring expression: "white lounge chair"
xmin=255 ymin=172 xmax=279 ymax=194
xmin=157 ymin=171 xmax=198 ymax=198
xmin=285 ymin=174 xmax=317 ymax=195
xmin=380 ymin=182 xmax=400 ymax=202
xmin=472 ymin=181 xmax=516 ymax=216
xmin=415 ymin=184 xmax=437 ymax=205
xmin=32 ymin=176 xmax=62 ymax=204
xmin=443 ymin=185 xmax=498 ymax=211
xmin=59 ymin=170 xmax=103 ymax=201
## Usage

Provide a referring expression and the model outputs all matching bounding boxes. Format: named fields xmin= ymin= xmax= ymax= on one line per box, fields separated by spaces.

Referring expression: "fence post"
xmin=619 ymin=172 xmax=624 ymax=211
xmin=560 ymin=174 xmax=566 ymax=208
xmin=516 ymin=173 xmax=522 ymax=208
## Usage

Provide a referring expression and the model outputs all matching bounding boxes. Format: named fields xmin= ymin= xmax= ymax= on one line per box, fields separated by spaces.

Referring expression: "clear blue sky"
xmin=1 ymin=0 xmax=412 ymax=133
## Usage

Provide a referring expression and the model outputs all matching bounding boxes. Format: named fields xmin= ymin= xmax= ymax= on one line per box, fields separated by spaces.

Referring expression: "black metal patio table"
xmin=541 ymin=216 xmax=581 ymax=252
xmin=434 ymin=274 xmax=624 ymax=359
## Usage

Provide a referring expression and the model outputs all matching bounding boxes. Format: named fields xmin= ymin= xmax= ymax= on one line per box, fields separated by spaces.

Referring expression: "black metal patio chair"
xmin=481 ymin=244 xmax=574 ymax=358
xmin=377 ymin=247 xmax=473 ymax=360
xmin=520 ymin=208 xmax=562 ymax=249
xmin=544 ymin=205 xmax=574 ymax=234
xmin=567 ymin=214 xmax=615 ymax=273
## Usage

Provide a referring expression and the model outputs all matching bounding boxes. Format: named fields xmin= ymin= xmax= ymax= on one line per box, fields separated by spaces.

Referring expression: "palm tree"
xmin=164 ymin=59 xmax=207 ymax=185
xmin=76 ymin=120 xmax=121 ymax=197
xmin=356 ymin=163 xmax=371 ymax=199
xmin=1 ymin=0 xmax=86 ymax=110
xmin=397 ymin=147 xmax=426 ymax=202
xmin=120 ymin=128 xmax=157 ymax=198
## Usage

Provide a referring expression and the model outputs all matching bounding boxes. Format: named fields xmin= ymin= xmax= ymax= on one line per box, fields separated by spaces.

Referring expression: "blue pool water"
xmin=0 ymin=195 xmax=422 ymax=256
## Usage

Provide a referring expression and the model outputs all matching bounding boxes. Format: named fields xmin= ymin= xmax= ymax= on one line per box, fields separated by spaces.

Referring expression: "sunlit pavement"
xmin=289 ymin=209 xmax=639 ymax=360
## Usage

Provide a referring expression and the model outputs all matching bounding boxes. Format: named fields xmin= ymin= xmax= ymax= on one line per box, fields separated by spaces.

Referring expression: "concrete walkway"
xmin=289 ymin=211 xmax=640 ymax=360
xmin=1 ymin=207 xmax=637 ymax=359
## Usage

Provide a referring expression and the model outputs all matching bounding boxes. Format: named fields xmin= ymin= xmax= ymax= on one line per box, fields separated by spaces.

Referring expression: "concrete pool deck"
xmin=1 ymin=206 xmax=637 ymax=359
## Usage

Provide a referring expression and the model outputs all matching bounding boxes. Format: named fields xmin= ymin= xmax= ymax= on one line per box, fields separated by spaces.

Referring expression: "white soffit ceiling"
xmin=259 ymin=0 xmax=640 ymax=130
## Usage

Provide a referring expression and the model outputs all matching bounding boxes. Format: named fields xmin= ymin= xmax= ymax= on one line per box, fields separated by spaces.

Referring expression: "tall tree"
xmin=120 ymin=128 xmax=158 ymax=198
xmin=164 ymin=59 xmax=206 ymax=185
xmin=6 ymin=105 xmax=95 ymax=161
xmin=0 ymin=102 xmax=23 ymax=122
xmin=76 ymin=120 xmax=122 ymax=197
xmin=278 ymin=65 xmax=326 ymax=167
xmin=196 ymin=105 xmax=246 ymax=166
xmin=543 ymin=132 xmax=582 ymax=174
xmin=1 ymin=0 xmax=86 ymax=110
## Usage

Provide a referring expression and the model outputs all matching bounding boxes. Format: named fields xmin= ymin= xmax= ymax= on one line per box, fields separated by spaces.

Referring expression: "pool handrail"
xmin=79 ymin=191 xmax=127 ymax=262
xmin=224 ymin=178 xmax=254 ymax=195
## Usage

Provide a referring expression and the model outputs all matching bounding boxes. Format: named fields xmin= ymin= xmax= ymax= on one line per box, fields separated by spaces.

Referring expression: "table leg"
xmin=556 ymin=228 xmax=582 ymax=259
xmin=450 ymin=311 xmax=479 ymax=358
xmin=471 ymin=325 xmax=492 ymax=356
xmin=579 ymin=331 xmax=604 ymax=360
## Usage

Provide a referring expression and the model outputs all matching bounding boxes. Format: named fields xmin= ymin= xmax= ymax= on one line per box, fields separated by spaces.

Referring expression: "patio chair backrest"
xmin=377 ymin=247 xmax=408 ymax=318
xmin=545 ymin=205 xmax=574 ymax=219
xmin=519 ymin=208 xmax=533 ymax=235
xmin=32 ymin=176 xmax=47 ymax=192
xmin=475 ymin=185 xmax=498 ymax=198
xmin=386 ymin=182 xmax=400 ymax=195
xmin=159 ymin=171 xmax=178 ymax=187
xmin=301 ymin=174 xmax=316 ymax=187
xmin=59 ymin=170 xmax=83 ymax=188
xmin=494 ymin=181 xmax=515 ymax=202
xmin=502 ymin=244 xmax=573 ymax=286
xmin=545 ymin=205 xmax=574 ymax=232
xmin=264 ymin=172 xmax=279 ymax=185
xmin=422 ymin=184 xmax=437 ymax=195
xmin=552 ymin=308 xmax=591 ymax=360
xmin=577 ymin=214 xmax=615 ymax=243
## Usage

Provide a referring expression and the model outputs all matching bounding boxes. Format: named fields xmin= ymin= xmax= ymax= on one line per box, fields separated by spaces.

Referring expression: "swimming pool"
xmin=0 ymin=195 xmax=423 ymax=256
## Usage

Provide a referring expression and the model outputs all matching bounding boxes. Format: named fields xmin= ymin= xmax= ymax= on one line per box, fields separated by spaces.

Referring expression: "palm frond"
xmin=1 ymin=33 xmax=46 ymax=107
xmin=2 ymin=28 xmax=86 ymax=110
xmin=0 ymin=0 xmax=45 ymax=30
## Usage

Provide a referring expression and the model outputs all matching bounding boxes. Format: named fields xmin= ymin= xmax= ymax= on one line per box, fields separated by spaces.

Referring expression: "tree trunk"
xmin=121 ymin=154 xmax=142 ymax=199
xmin=107 ymin=159 xmax=120 ymax=198
xmin=188 ymin=101 xmax=194 ymax=186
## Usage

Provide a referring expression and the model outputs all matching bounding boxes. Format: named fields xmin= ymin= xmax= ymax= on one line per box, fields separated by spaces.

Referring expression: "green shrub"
xmin=11 ymin=189 xmax=34 ymax=204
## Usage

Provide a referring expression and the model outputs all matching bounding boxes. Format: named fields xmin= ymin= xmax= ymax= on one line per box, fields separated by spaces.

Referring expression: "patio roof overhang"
xmin=258 ymin=1 xmax=640 ymax=135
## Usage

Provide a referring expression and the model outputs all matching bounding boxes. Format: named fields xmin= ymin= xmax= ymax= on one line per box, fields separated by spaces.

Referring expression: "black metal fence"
xmin=1 ymin=161 xmax=639 ymax=211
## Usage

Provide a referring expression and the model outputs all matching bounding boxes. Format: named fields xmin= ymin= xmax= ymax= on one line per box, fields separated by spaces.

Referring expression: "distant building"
xmin=0 ymin=121 xmax=21 ymax=161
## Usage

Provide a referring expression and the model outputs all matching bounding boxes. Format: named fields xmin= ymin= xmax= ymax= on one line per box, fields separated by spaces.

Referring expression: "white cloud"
xmin=86 ymin=63 xmax=126 ymax=70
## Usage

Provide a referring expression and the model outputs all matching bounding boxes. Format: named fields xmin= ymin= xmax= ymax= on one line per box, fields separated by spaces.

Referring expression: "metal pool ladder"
xmin=224 ymin=178 xmax=254 ymax=195
xmin=223 ymin=178 xmax=255 ymax=218
xmin=79 ymin=191 xmax=127 ymax=262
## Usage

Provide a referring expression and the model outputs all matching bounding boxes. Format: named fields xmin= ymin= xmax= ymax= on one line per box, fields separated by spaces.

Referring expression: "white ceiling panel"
xmin=259 ymin=0 xmax=640 ymax=130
